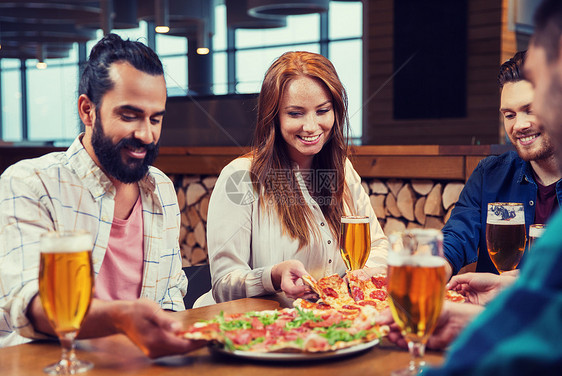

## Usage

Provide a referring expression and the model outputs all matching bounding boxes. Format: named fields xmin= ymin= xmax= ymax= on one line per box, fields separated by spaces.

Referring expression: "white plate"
xmin=210 ymin=338 xmax=380 ymax=361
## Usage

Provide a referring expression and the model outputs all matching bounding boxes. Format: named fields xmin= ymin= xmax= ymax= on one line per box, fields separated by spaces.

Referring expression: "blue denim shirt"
xmin=443 ymin=151 xmax=562 ymax=275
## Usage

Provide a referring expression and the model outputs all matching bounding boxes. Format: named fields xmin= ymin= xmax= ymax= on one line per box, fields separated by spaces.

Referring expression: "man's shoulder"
xmin=147 ymin=165 xmax=173 ymax=184
xmin=476 ymin=150 xmax=523 ymax=171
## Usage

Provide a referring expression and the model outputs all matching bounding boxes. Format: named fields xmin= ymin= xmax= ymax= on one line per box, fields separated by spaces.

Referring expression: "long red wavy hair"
xmin=250 ymin=51 xmax=350 ymax=248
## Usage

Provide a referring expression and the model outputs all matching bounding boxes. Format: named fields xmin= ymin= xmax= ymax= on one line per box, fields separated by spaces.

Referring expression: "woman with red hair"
xmin=204 ymin=51 xmax=388 ymax=304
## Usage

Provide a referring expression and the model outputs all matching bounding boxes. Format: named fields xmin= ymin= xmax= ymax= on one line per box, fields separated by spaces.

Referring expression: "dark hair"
xmin=250 ymin=51 xmax=349 ymax=248
xmin=533 ymin=0 xmax=562 ymax=62
xmin=79 ymin=33 xmax=164 ymax=107
xmin=498 ymin=50 xmax=526 ymax=88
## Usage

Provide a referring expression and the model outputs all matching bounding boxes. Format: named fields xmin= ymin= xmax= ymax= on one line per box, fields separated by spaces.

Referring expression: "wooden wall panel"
xmin=363 ymin=0 xmax=515 ymax=146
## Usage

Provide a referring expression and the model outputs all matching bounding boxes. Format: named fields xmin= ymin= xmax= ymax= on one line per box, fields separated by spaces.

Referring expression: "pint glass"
xmin=388 ymin=229 xmax=446 ymax=375
xmin=486 ymin=202 xmax=526 ymax=274
xmin=528 ymin=224 xmax=546 ymax=252
xmin=340 ymin=216 xmax=370 ymax=270
xmin=39 ymin=230 xmax=94 ymax=374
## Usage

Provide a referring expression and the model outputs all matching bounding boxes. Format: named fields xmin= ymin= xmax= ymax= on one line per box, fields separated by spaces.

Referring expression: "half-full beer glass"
xmin=528 ymin=224 xmax=546 ymax=252
xmin=39 ymin=231 xmax=94 ymax=375
xmin=388 ymin=229 xmax=447 ymax=376
xmin=340 ymin=216 xmax=370 ymax=270
xmin=486 ymin=202 xmax=526 ymax=273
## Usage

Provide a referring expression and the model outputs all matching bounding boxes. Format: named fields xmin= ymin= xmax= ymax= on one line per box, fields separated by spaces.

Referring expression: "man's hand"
xmin=109 ymin=299 xmax=205 ymax=358
xmin=271 ymin=260 xmax=315 ymax=299
xmin=27 ymin=296 xmax=204 ymax=359
xmin=375 ymin=302 xmax=483 ymax=351
xmin=448 ymin=272 xmax=516 ymax=305
xmin=426 ymin=302 xmax=483 ymax=350
xmin=374 ymin=309 xmax=407 ymax=348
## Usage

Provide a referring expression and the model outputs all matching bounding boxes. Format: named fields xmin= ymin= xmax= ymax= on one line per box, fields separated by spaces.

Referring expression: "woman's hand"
xmin=271 ymin=260 xmax=315 ymax=299
xmin=447 ymin=272 xmax=516 ymax=306
xmin=347 ymin=265 xmax=387 ymax=280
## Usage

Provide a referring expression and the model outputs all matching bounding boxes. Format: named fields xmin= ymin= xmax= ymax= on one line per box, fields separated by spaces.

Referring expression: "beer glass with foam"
xmin=486 ymin=202 xmax=526 ymax=274
xmin=39 ymin=231 xmax=94 ymax=375
xmin=387 ymin=229 xmax=446 ymax=376
xmin=528 ymin=224 xmax=546 ymax=252
xmin=340 ymin=216 xmax=370 ymax=270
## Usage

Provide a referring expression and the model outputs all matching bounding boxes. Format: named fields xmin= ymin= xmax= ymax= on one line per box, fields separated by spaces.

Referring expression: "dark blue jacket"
xmin=443 ymin=151 xmax=562 ymax=275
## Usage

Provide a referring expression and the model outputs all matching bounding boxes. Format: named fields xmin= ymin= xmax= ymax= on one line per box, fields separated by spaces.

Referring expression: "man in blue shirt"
xmin=443 ymin=50 xmax=562 ymax=278
xmin=421 ymin=0 xmax=562 ymax=373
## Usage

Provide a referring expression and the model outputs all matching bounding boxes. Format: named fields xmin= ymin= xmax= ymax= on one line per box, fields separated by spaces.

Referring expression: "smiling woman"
xmin=200 ymin=51 xmax=389 ymax=308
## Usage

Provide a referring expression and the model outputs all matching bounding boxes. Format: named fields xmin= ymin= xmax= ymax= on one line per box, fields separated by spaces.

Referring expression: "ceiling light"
xmin=155 ymin=0 xmax=170 ymax=33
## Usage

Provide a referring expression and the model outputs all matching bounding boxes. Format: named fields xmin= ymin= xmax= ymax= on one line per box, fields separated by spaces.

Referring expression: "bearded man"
xmin=442 ymin=50 xmax=561 ymax=278
xmin=0 ymin=33 xmax=202 ymax=358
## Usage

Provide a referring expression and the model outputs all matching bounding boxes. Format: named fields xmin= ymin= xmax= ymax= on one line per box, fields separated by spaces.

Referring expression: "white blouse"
xmin=207 ymin=157 xmax=388 ymax=303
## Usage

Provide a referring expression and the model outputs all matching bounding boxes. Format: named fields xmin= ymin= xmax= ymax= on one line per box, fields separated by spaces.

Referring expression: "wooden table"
xmin=0 ymin=298 xmax=444 ymax=376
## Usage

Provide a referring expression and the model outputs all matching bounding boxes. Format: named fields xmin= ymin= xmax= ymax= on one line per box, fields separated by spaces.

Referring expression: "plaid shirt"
xmin=0 ymin=136 xmax=187 ymax=347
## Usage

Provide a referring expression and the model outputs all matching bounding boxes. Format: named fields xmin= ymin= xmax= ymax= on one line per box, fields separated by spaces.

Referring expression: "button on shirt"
xmin=207 ymin=157 xmax=389 ymax=303
xmin=442 ymin=151 xmax=562 ymax=275
xmin=0 ymin=136 xmax=187 ymax=347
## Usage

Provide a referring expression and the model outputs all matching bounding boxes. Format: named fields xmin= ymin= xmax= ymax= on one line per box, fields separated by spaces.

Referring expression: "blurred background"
xmin=0 ymin=0 xmax=540 ymax=147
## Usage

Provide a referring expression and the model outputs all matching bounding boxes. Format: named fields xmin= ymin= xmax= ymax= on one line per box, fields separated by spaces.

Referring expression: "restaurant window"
xmin=1 ymin=59 xmax=23 ymax=142
xmin=157 ymin=33 xmax=188 ymax=96
xmin=0 ymin=3 xmax=363 ymax=144
xmin=26 ymin=48 xmax=80 ymax=144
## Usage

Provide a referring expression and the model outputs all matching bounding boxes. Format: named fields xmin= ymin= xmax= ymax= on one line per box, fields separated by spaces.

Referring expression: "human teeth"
xmin=520 ymin=135 xmax=538 ymax=142
xmin=300 ymin=135 xmax=320 ymax=142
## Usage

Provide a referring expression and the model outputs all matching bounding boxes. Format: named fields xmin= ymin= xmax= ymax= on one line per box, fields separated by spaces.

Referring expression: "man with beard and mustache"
xmin=0 ymin=34 xmax=203 ymax=358
xmin=441 ymin=50 xmax=562 ymax=279
xmin=406 ymin=0 xmax=562 ymax=373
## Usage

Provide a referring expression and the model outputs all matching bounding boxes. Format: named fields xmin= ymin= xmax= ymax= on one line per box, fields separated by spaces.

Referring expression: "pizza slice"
xmin=346 ymin=272 xmax=389 ymax=312
xmin=301 ymin=273 xmax=356 ymax=308
xmin=445 ymin=289 xmax=466 ymax=303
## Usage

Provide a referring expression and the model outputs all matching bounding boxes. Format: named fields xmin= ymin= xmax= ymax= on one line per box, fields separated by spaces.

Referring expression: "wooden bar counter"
xmin=0 ymin=144 xmax=512 ymax=180
xmin=0 ymin=298 xmax=444 ymax=376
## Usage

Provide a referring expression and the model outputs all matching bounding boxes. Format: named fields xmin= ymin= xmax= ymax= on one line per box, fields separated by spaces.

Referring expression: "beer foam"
xmin=40 ymin=232 xmax=93 ymax=253
xmin=486 ymin=218 xmax=525 ymax=225
xmin=388 ymin=253 xmax=446 ymax=267
xmin=529 ymin=226 xmax=546 ymax=238
xmin=341 ymin=216 xmax=369 ymax=224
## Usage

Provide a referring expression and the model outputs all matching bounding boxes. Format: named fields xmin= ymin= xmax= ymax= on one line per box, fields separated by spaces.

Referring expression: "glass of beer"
xmin=39 ymin=230 xmax=94 ymax=375
xmin=528 ymin=224 xmax=546 ymax=252
xmin=340 ymin=216 xmax=371 ymax=270
xmin=387 ymin=229 xmax=447 ymax=376
xmin=486 ymin=202 xmax=526 ymax=274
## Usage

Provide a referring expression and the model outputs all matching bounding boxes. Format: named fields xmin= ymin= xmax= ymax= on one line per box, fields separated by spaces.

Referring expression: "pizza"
xmin=301 ymin=274 xmax=356 ymax=307
xmin=300 ymin=273 xmax=466 ymax=317
xmin=180 ymin=306 xmax=388 ymax=353
xmin=180 ymin=271 xmax=466 ymax=354
xmin=346 ymin=272 xmax=389 ymax=312
xmin=445 ymin=289 xmax=467 ymax=303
